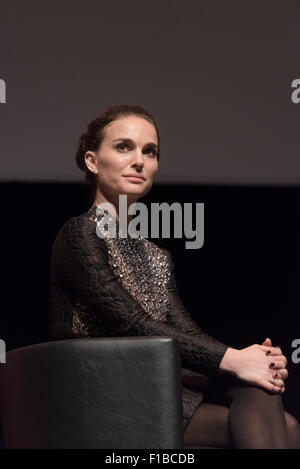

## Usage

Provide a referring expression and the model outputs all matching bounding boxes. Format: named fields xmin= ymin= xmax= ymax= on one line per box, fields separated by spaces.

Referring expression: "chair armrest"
xmin=0 ymin=336 xmax=183 ymax=449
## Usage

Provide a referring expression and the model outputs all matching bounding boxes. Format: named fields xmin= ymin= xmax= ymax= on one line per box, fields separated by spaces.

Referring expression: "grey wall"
xmin=0 ymin=0 xmax=299 ymax=184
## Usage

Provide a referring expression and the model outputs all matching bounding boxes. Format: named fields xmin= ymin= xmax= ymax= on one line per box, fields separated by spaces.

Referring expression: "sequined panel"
xmin=72 ymin=300 xmax=108 ymax=337
xmin=72 ymin=301 xmax=90 ymax=336
xmin=87 ymin=206 xmax=171 ymax=322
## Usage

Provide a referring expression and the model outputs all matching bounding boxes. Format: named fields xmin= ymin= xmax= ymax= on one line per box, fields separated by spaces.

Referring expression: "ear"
xmin=85 ymin=151 xmax=98 ymax=174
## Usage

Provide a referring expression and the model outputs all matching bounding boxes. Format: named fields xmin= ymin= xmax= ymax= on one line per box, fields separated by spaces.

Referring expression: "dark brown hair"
xmin=75 ymin=104 xmax=160 ymax=198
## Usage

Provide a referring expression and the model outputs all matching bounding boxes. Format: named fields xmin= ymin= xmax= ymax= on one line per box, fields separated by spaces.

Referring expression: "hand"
xmin=219 ymin=343 xmax=287 ymax=393
xmin=261 ymin=337 xmax=288 ymax=392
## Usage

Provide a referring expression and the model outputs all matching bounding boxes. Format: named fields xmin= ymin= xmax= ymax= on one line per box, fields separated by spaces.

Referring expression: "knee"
xmin=230 ymin=385 xmax=283 ymax=411
xmin=285 ymin=411 xmax=300 ymax=437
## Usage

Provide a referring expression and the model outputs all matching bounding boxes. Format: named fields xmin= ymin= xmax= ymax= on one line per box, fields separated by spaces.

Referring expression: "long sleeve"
xmin=49 ymin=215 xmax=229 ymax=378
xmin=164 ymin=248 xmax=230 ymax=375
xmin=165 ymin=248 xmax=227 ymax=340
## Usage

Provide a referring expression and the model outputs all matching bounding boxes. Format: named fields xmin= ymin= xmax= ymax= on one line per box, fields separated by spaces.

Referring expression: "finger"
xmin=272 ymin=370 xmax=288 ymax=380
xmin=266 ymin=349 xmax=283 ymax=356
xmin=269 ymin=377 xmax=284 ymax=388
xmin=260 ymin=345 xmax=281 ymax=354
xmin=263 ymin=346 xmax=283 ymax=356
xmin=262 ymin=338 xmax=272 ymax=347
xmin=269 ymin=360 xmax=287 ymax=370
xmin=269 ymin=355 xmax=287 ymax=366
xmin=261 ymin=381 xmax=284 ymax=393
xmin=276 ymin=368 xmax=288 ymax=380
xmin=268 ymin=354 xmax=287 ymax=363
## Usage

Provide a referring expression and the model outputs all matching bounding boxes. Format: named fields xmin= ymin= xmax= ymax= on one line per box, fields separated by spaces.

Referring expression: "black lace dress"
xmin=48 ymin=206 xmax=229 ymax=430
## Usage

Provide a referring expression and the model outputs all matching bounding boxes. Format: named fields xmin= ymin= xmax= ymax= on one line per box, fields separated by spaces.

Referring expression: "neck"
xmin=92 ymin=190 xmax=138 ymax=225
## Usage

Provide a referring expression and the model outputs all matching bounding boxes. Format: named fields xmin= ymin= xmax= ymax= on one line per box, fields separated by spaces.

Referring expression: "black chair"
xmin=0 ymin=336 xmax=185 ymax=449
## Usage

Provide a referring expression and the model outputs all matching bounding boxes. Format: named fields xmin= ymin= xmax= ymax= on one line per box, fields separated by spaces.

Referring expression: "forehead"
xmin=104 ymin=116 xmax=157 ymax=142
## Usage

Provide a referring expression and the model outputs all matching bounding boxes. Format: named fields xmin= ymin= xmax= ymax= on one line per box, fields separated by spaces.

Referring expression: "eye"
xmin=145 ymin=147 xmax=158 ymax=157
xmin=116 ymin=142 xmax=130 ymax=151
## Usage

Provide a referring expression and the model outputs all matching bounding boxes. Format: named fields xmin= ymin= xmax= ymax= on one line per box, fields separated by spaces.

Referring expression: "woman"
xmin=48 ymin=104 xmax=300 ymax=448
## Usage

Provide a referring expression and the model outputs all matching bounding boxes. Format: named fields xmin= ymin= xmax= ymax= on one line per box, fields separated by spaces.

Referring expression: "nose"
xmin=131 ymin=150 xmax=144 ymax=170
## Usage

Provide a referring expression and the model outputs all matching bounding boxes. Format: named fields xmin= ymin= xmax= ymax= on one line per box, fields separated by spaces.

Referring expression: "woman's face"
xmin=85 ymin=115 xmax=159 ymax=205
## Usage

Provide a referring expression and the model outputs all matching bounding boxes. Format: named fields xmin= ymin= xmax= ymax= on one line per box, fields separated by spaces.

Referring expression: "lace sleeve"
xmin=51 ymin=216 xmax=229 ymax=377
xmin=164 ymin=248 xmax=229 ymax=348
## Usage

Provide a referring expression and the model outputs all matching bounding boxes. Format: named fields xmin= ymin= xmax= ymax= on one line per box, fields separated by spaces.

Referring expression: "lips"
xmin=123 ymin=174 xmax=145 ymax=181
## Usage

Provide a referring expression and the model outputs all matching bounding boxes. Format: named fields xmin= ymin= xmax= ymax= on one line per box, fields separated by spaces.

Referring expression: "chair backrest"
xmin=0 ymin=336 xmax=184 ymax=449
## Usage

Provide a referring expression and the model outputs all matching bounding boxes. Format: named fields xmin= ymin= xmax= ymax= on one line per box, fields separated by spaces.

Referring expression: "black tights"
xmin=183 ymin=373 xmax=300 ymax=449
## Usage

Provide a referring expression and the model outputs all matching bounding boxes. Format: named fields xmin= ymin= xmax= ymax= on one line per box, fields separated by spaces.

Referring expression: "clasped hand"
xmin=233 ymin=337 xmax=288 ymax=393
xmin=260 ymin=337 xmax=288 ymax=393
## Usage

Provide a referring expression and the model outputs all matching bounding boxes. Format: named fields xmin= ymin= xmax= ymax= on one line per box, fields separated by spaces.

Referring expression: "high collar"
xmin=86 ymin=205 xmax=142 ymax=241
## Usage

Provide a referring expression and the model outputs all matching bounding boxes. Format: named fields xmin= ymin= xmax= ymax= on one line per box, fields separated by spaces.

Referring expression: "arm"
xmin=159 ymin=248 xmax=287 ymax=392
xmin=165 ymin=248 xmax=229 ymax=341
xmin=50 ymin=216 xmax=229 ymax=378
xmin=163 ymin=248 xmax=231 ymax=370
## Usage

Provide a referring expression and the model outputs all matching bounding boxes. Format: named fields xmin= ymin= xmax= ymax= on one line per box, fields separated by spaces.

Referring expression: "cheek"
xmin=100 ymin=158 xmax=125 ymax=179
xmin=148 ymin=161 xmax=159 ymax=178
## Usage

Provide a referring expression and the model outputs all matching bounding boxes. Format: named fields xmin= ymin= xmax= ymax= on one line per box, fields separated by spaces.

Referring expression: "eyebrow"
xmin=112 ymin=137 xmax=158 ymax=149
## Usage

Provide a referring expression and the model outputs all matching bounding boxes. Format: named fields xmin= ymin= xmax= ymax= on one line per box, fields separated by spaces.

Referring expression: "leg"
xmin=184 ymin=402 xmax=231 ymax=448
xmin=225 ymin=386 xmax=289 ymax=449
xmin=285 ymin=411 xmax=300 ymax=449
xmin=184 ymin=371 xmax=295 ymax=449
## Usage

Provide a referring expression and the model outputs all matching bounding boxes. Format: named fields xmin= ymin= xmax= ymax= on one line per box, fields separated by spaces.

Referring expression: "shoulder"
xmin=57 ymin=210 xmax=103 ymax=235
xmin=52 ymin=211 xmax=107 ymax=253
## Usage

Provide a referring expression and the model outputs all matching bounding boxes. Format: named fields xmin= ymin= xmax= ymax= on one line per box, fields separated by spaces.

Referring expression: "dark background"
xmin=1 ymin=182 xmax=299 ymax=422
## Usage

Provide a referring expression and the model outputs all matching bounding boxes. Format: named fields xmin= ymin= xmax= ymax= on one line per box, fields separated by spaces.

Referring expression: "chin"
xmin=119 ymin=182 xmax=151 ymax=199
